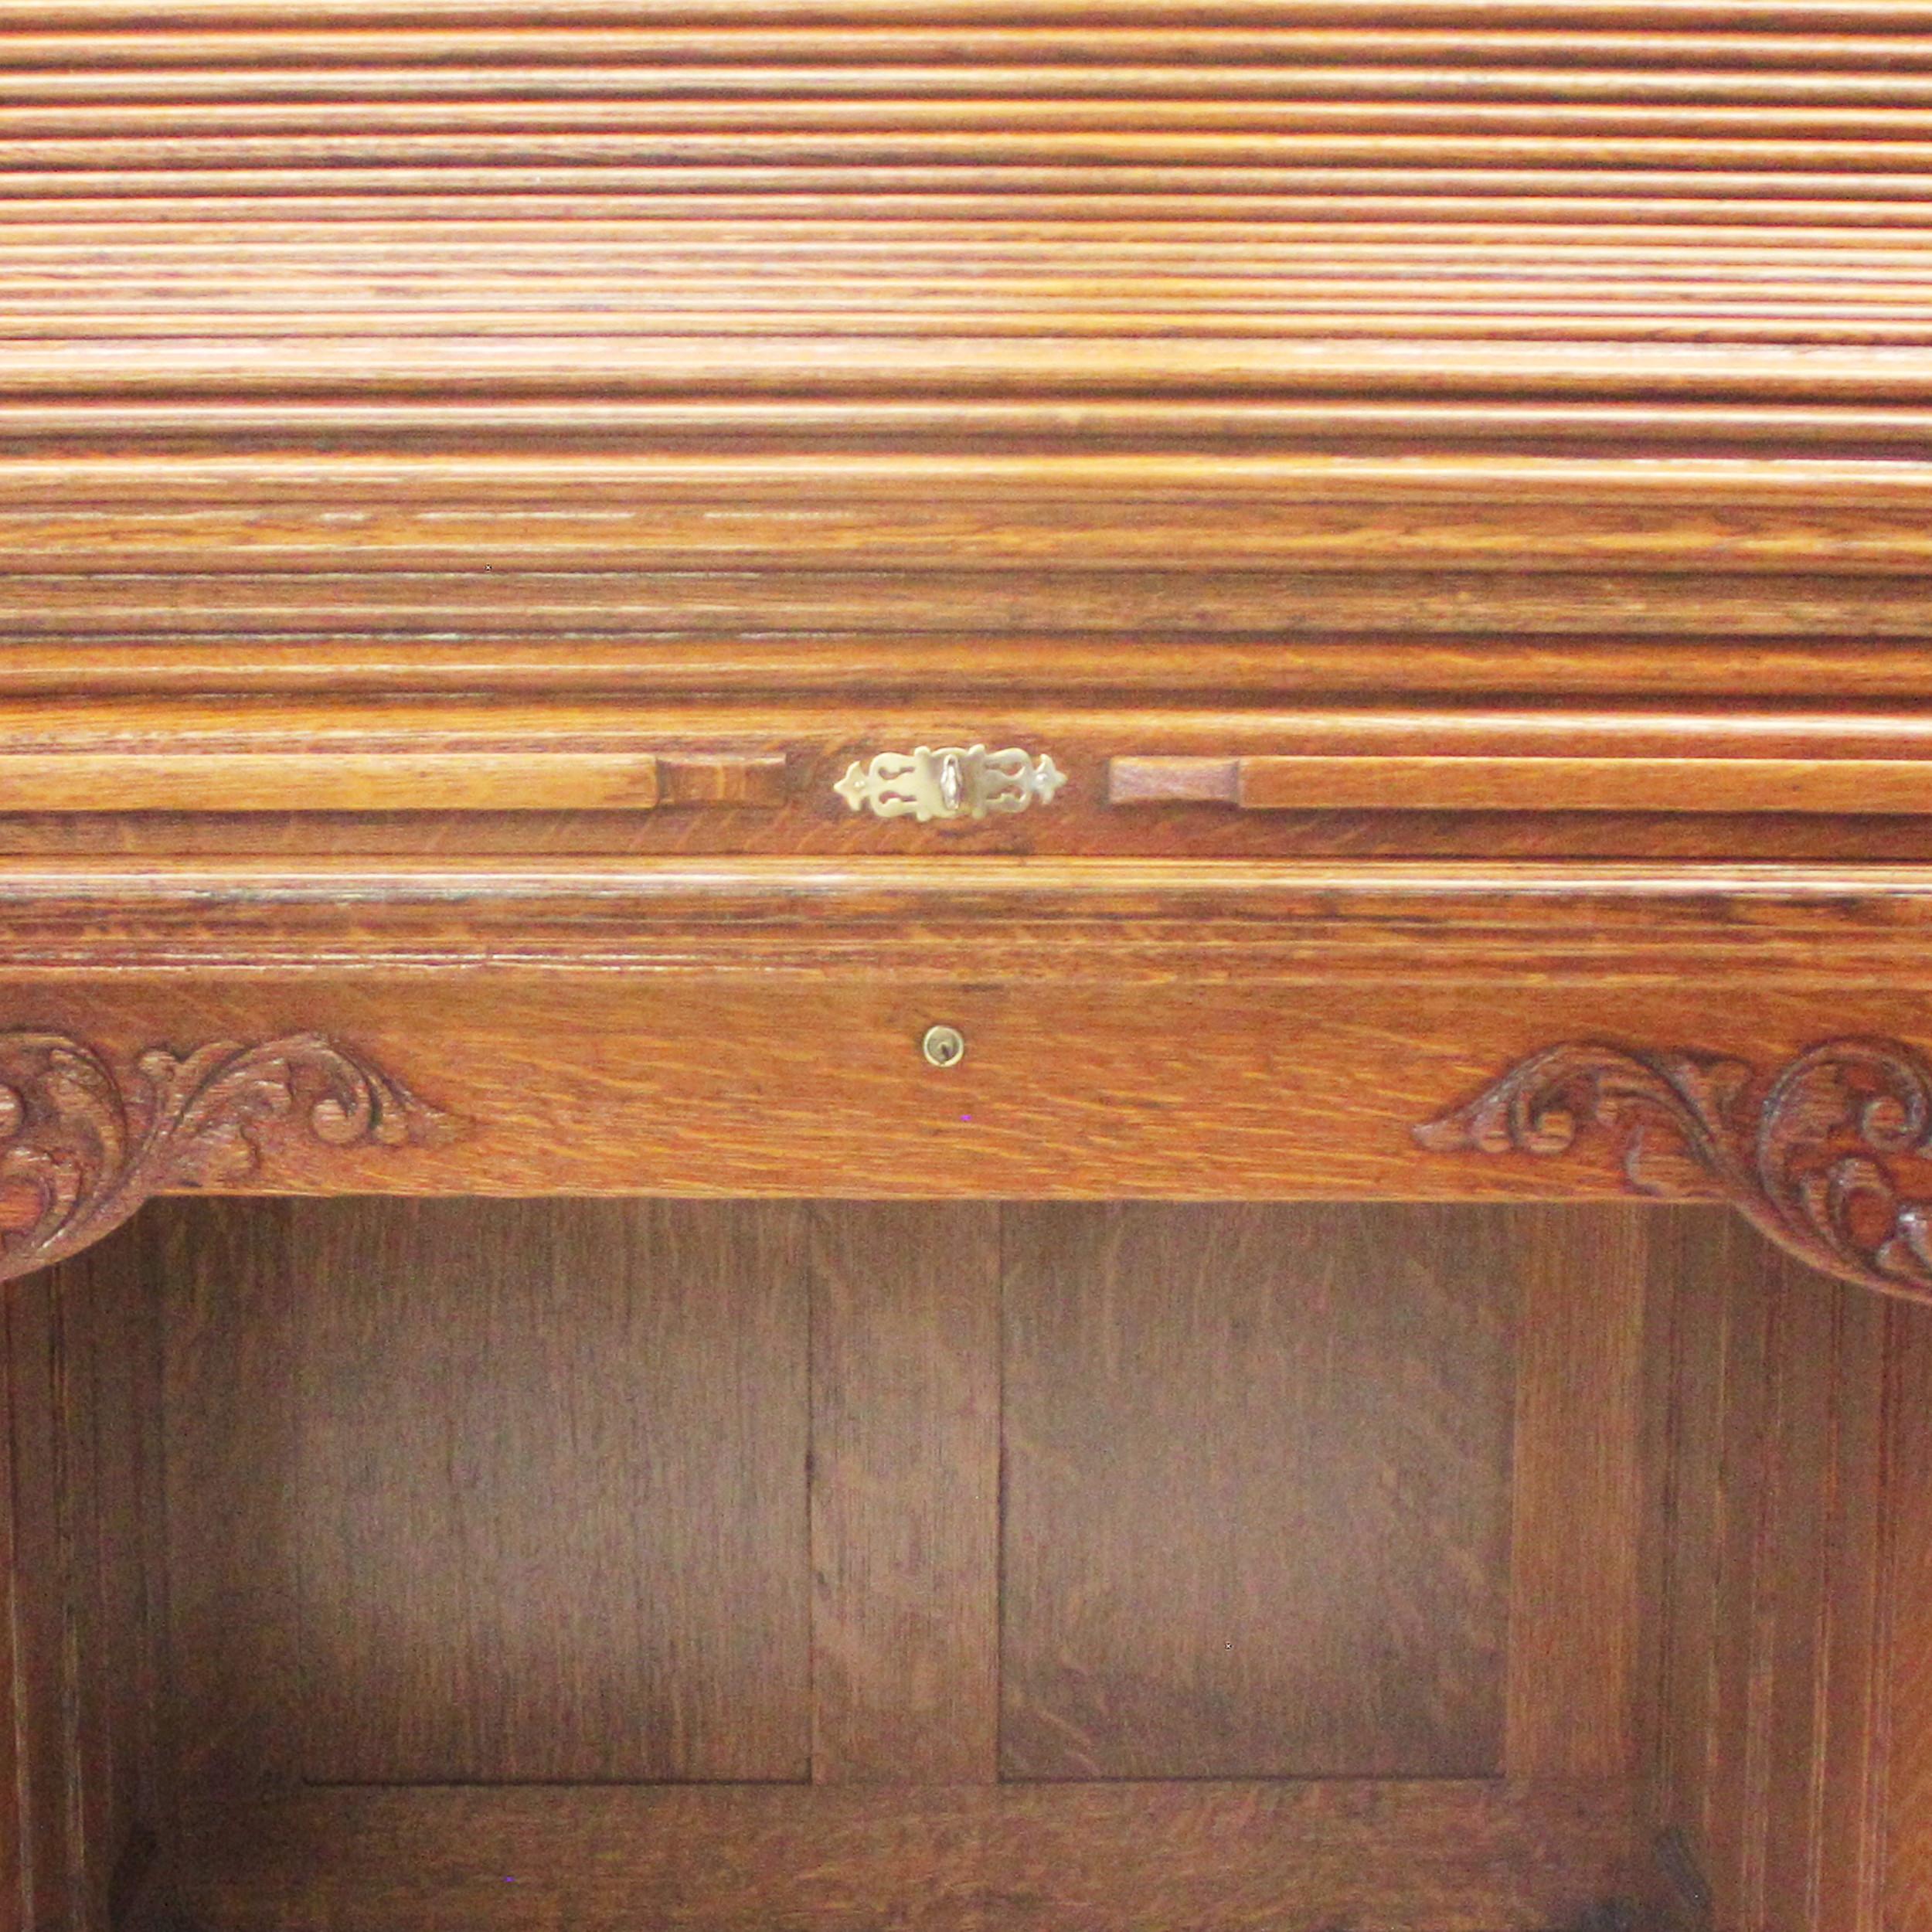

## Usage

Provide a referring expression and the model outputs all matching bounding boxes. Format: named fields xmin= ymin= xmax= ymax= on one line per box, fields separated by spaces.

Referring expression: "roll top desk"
xmin=2 ymin=6 xmax=1930 ymax=1929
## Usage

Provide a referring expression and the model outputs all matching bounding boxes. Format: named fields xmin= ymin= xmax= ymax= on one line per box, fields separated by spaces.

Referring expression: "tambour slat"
xmin=3 ymin=0 xmax=1930 ymax=676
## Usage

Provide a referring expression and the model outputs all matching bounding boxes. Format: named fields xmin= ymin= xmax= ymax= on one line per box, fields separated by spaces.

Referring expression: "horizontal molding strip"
xmin=4 ymin=335 xmax=1930 ymax=393
xmin=2 ymin=638 xmax=1928 ymax=702
xmin=20 ymin=2 xmax=1932 ymax=24
xmin=1111 ymin=752 xmax=1932 ymax=815
xmin=12 ymin=31 xmax=1932 ymax=73
xmin=3 ymin=573 xmax=1930 ymax=638
xmin=0 ymin=750 xmax=787 ymax=813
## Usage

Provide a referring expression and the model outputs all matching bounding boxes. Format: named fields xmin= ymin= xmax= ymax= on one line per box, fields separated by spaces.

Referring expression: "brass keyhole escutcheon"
xmin=921 ymin=1025 xmax=967 ymax=1069
xmin=835 ymin=746 xmax=1066 ymax=822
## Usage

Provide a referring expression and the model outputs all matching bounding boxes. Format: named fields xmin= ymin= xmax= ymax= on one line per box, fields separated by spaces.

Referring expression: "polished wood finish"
xmin=2 ymin=1223 xmax=166 ymax=1932
xmin=175 ymin=1781 xmax=1639 ymax=1932
xmin=296 ymin=1199 xmax=811 ymax=1784
xmin=137 ymin=1198 xmax=1657 ymax=1930
xmin=5 ymin=3 xmax=1932 ymax=1927
xmin=808 ymin=1203 xmax=1000 ymax=1787
xmin=1000 ymin=1202 xmax=1513 ymax=1781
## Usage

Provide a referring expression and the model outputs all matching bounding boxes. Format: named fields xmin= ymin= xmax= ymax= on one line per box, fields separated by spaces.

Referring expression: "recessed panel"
xmin=294 ymin=1199 xmax=811 ymax=1784
xmin=1001 ymin=1202 xmax=1515 ymax=1781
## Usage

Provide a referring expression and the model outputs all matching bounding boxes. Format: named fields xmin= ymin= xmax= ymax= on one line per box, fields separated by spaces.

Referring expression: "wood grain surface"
xmin=1643 ymin=1210 xmax=1904 ymax=1932
xmin=4 ymin=5 xmax=1931 ymax=1927
xmin=0 ymin=1222 xmax=165 ymax=1932
xmin=294 ymin=1199 xmax=811 ymax=1785
xmin=809 ymin=1204 xmax=1000 ymax=1786
xmin=0 ymin=0 xmax=1930 ymax=872
xmin=174 ymin=1779 xmax=1639 ymax=1932
xmin=1000 ymin=1202 xmax=1513 ymax=1781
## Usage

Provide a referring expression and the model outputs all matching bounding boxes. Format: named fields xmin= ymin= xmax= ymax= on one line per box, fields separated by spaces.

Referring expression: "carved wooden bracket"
xmin=0 ymin=1029 xmax=451 ymax=1287
xmin=1417 ymin=1036 xmax=1932 ymax=1303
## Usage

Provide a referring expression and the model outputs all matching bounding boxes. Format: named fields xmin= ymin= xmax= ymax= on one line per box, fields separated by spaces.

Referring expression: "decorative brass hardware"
xmin=921 ymin=1025 xmax=967 ymax=1069
xmin=834 ymin=746 xmax=1066 ymax=822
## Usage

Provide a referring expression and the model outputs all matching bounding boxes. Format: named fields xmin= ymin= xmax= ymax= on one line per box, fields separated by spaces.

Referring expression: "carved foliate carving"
xmin=1417 ymin=1036 xmax=1932 ymax=1301
xmin=0 ymin=1029 xmax=450 ymax=1285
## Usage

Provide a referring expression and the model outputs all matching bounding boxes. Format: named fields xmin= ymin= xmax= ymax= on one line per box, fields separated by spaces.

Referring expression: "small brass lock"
xmin=921 ymin=1025 xmax=967 ymax=1069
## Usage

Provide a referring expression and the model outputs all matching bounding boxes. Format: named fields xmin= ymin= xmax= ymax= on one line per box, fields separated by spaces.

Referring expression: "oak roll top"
xmin=2 ymin=1 xmax=1930 ymax=862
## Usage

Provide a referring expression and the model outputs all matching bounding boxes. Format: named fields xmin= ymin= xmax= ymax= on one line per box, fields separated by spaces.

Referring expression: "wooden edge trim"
xmin=0 ymin=751 xmax=798 ymax=814
xmin=1110 ymin=754 xmax=1932 ymax=816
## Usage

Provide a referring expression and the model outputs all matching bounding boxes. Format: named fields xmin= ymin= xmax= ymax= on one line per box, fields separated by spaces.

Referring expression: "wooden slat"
xmin=0 ymin=1223 xmax=163 ymax=1932
xmin=1644 ymin=1215 xmax=1901 ymax=1932
xmin=158 ymin=1199 xmax=301 ymax=1806
xmin=3 ymin=1277 xmax=64 ymax=1932
xmin=1118 ymin=753 xmax=1932 ymax=816
xmin=0 ymin=750 xmax=760 ymax=814
xmin=1881 ymin=1299 xmax=1932 ymax=1932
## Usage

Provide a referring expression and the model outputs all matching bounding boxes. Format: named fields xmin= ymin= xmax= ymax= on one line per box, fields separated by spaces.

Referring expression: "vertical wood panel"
xmin=1813 ymin=1285 xmax=1887 ymax=1932
xmin=88 ymin=1219 xmax=168 ymax=1932
xmin=6 ymin=1275 xmax=69 ymax=1932
xmin=294 ymin=1198 xmax=811 ymax=1785
xmin=808 ymin=1203 xmax=999 ymax=1785
xmin=1651 ymin=1209 xmax=1734 ymax=1901
xmin=60 ymin=1251 xmax=109 ymax=1932
xmin=1699 ymin=1224 xmax=1776 ymax=1932
xmin=1881 ymin=1296 xmax=1932 ymax=1932
xmin=1648 ymin=1213 xmax=1896 ymax=1932
xmin=0 ymin=1260 xmax=19 ymax=1932
xmin=1001 ymin=1202 xmax=1514 ymax=1782
xmin=0 ymin=1220 xmax=166 ymax=1932
xmin=1504 ymin=1204 xmax=1650 ymax=1781
xmin=160 ymin=1197 xmax=301 ymax=1807
xmin=1757 ymin=1256 xmax=1836 ymax=1932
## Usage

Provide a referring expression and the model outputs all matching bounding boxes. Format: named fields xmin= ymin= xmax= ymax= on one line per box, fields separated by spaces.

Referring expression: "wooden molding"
xmin=1418 ymin=1035 xmax=1932 ymax=1303
xmin=0 ymin=1029 xmax=451 ymax=1287
xmin=1111 ymin=753 xmax=1932 ymax=817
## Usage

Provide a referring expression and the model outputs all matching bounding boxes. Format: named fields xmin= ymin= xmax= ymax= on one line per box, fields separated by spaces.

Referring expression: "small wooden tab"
xmin=1105 ymin=757 xmax=1241 ymax=806
xmin=657 ymin=754 xmax=791 ymax=809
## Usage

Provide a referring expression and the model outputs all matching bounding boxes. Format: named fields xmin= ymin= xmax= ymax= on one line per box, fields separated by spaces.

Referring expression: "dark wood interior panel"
xmin=158 ymin=1199 xmax=301 ymax=1810
xmin=1645 ymin=1211 xmax=1895 ymax=1932
xmin=2 ymin=1222 xmax=165 ymax=1932
xmin=999 ymin=1202 xmax=1515 ymax=1782
xmin=175 ymin=1779 xmax=1640 ymax=1932
xmin=290 ymin=1198 xmax=811 ymax=1785
xmin=1504 ymin=1206 xmax=1653 ymax=1782
xmin=1883 ymin=1298 xmax=1932 ymax=1932
xmin=808 ymin=1203 xmax=1000 ymax=1786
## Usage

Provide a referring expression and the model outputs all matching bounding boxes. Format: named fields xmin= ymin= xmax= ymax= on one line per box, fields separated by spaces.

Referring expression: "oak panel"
xmin=294 ymin=1197 xmax=811 ymax=1784
xmin=808 ymin=1204 xmax=1000 ymax=1785
xmin=175 ymin=1779 xmax=1638 ymax=1932
xmin=159 ymin=1199 xmax=301 ymax=1806
xmin=1000 ymin=1202 xmax=1513 ymax=1781
xmin=1646 ymin=1213 xmax=1897 ymax=1932
xmin=1503 ymin=1205 xmax=1650 ymax=1781
xmin=1882 ymin=1301 xmax=1932 ymax=1932
xmin=0 ymin=1223 xmax=166 ymax=1932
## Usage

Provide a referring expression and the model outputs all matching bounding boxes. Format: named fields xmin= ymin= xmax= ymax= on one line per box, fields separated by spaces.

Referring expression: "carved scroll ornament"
xmin=1417 ymin=1036 xmax=1932 ymax=1301
xmin=0 ymin=1029 xmax=448 ymax=1286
